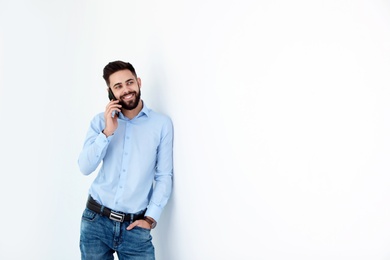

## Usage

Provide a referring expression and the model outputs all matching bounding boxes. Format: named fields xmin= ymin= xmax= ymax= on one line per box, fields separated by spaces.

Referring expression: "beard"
xmin=119 ymin=90 xmax=141 ymax=110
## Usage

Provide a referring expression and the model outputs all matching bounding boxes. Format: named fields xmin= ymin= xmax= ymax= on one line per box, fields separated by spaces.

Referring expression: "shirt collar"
xmin=118 ymin=100 xmax=150 ymax=120
xmin=138 ymin=101 xmax=150 ymax=118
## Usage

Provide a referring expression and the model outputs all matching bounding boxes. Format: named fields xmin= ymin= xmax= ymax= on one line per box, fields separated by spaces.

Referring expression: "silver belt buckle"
xmin=109 ymin=211 xmax=125 ymax=222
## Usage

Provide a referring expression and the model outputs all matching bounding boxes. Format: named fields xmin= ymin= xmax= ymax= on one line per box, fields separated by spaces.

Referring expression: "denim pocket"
xmin=82 ymin=208 xmax=98 ymax=222
xmin=134 ymin=226 xmax=151 ymax=232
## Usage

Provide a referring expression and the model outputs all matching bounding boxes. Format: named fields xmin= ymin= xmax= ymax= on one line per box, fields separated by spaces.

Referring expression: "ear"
xmin=137 ymin=77 xmax=142 ymax=89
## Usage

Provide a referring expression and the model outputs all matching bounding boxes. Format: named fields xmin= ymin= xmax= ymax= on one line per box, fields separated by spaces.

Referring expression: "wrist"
xmin=144 ymin=216 xmax=157 ymax=229
xmin=102 ymin=129 xmax=114 ymax=137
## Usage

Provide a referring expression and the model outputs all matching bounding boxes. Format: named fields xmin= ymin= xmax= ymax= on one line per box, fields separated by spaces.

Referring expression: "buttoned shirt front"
xmin=78 ymin=102 xmax=173 ymax=221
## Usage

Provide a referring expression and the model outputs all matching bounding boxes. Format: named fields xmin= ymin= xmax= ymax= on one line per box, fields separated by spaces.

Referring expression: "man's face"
xmin=108 ymin=69 xmax=141 ymax=110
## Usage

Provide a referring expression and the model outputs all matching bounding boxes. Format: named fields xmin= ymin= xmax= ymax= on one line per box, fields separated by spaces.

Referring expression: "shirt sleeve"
xmin=145 ymin=117 xmax=174 ymax=222
xmin=78 ymin=114 xmax=113 ymax=175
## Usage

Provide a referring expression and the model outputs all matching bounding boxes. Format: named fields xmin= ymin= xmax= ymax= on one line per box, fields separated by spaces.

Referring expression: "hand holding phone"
xmin=108 ymin=88 xmax=119 ymax=118
xmin=103 ymin=89 xmax=121 ymax=137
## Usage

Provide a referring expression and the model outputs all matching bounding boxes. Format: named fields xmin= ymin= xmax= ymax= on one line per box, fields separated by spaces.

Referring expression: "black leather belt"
xmin=86 ymin=195 xmax=145 ymax=223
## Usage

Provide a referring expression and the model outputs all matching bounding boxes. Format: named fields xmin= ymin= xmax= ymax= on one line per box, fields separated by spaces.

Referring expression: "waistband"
xmin=86 ymin=195 xmax=145 ymax=223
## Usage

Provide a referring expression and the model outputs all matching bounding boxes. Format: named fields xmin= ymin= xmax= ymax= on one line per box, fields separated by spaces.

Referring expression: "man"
xmin=78 ymin=60 xmax=173 ymax=260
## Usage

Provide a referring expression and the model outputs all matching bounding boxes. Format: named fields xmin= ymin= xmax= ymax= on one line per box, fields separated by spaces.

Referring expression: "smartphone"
xmin=108 ymin=88 xmax=119 ymax=118
xmin=108 ymin=88 xmax=117 ymax=101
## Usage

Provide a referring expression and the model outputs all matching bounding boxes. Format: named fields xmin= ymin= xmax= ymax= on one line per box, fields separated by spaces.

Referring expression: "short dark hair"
xmin=103 ymin=60 xmax=137 ymax=86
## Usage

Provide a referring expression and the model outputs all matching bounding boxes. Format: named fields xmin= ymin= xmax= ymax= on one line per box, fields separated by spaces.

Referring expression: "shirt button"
xmin=123 ymin=169 xmax=126 ymax=172
xmin=126 ymin=136 xmax=130 ymax=139
xmin=125 ymin=152 xmax=128 ymax=155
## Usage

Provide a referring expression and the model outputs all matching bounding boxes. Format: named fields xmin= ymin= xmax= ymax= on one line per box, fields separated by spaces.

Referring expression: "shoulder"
xmin=147 ymin=109 xmax=173 ymax=132
xmin=149 ymin=110 xmax=171 ymax=121
xmin=92 ymin=112 xmax=105 ymax=121
xmin=89 ymin=112 xmax=105 ymax=127
xmin=148 ymin=109 xmax=172 ymax=124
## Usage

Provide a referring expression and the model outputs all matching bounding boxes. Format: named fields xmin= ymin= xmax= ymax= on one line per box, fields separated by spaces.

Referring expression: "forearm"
xmin=146 ymin=171 xmax=173 ymax=221
xmin=78 ymin=131 xmax=111 ymax=175
xmin=145 ymin=117 xmax=174 ymax=221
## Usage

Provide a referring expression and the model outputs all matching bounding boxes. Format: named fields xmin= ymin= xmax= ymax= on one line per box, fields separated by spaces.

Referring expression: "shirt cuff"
xmin=145 ymin=201 xmax=164 ymax=222
xmin=95 ymin=131 xmax=113 ymax=146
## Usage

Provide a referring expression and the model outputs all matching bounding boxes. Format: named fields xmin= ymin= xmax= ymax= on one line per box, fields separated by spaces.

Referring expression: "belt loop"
xmin=131 ymin=214 xmax=134 ymax=222
xmin=100 ymin=206 xmax=104 ymax=216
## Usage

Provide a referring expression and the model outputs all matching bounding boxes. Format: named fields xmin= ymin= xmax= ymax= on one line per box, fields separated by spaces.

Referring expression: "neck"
xmin=122 ymin=100 xmax=143 ymax=120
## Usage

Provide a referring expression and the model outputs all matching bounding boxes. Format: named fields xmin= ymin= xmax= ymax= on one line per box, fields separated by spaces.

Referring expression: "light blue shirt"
xmin=78 ymin=102 xmax=173 ymax=222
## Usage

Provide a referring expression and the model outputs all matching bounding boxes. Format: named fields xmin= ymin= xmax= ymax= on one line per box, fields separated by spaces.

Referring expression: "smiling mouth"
xmin=122 ymin=92 xmax=135 ymax=100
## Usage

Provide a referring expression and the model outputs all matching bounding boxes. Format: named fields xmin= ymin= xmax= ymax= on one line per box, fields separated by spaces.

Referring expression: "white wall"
xmin=1 ymin=0 xmax=390 ymax=259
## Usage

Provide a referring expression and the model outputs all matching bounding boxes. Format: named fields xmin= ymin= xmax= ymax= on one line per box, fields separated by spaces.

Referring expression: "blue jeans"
xmin=80 ymin=208 xmax=155 ymax=260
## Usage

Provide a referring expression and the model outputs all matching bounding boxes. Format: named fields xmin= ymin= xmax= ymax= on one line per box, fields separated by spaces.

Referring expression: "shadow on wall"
xmin=143 ymin=49 xmax=170 ymax=115
xmin=153 ymin=193 xmax=175 ymax=259
xmin=143 ymin=48 xmax=176 ymax=259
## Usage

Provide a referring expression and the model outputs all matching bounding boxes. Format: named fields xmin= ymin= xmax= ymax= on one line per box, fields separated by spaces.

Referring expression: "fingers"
xmin=126 ymin=220 xmax=138 ymax=230
xmin=126 ymin=220 xmax=151 ymax=230
xmin=105 ymin=101 xmax=121 ymax=121
xmin=105 ymin=100 xmax=121 ymax=117
xmin=103 ymin=100 xmax=121 ymax=135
